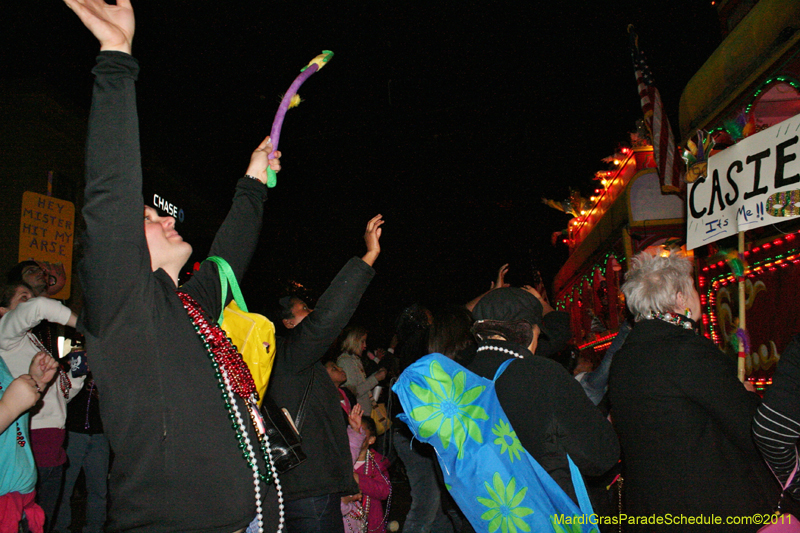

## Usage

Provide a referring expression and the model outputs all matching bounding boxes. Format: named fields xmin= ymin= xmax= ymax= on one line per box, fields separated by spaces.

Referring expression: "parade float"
xmin=550 ymin=141 xmax=685 ymax=359
xmin=551 ymin=0 xmax=800 ymax=392
xmin=681 ymin=0 xmax=800 ymax=389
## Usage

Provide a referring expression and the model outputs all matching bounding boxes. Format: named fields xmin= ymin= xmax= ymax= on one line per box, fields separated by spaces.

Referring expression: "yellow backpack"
xmin=206 ymin=256 xmax=276 ymax=406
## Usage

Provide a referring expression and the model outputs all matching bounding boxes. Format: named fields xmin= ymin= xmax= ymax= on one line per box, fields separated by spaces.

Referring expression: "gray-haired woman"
xmin=609 ymin=251 xmax=778 ymax=532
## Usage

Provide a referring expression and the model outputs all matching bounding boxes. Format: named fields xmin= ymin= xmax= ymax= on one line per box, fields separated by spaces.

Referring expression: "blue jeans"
xmin=53 ymin=432 xmax=109 ymax=533
xmin=37 ymin=464 xmax=64 ymax=533
xmin=284 ymin=493 xmax=344 ymax=533
xmin=393 ymin=428 xmax=454 ymax=533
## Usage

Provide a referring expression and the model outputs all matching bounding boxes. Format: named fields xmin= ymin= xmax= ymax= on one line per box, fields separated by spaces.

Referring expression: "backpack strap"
xmin=205 ymin=256 xmax=249 ymax=323
xmin=493 ymin=357 xmax=596 ymax=517
xmin=493 ymin=357 xmax=517 ymax=381
xmin=567 ymin=454 xmax=595 ymax=516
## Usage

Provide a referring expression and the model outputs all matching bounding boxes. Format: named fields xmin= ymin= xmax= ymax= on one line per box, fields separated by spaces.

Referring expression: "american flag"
xmin=629 ymin=27 xmax=685 ymax=195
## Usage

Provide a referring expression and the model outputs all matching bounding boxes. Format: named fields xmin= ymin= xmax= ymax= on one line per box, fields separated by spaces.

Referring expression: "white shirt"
xmin=0 ymin=297 xmax=84 ymax=430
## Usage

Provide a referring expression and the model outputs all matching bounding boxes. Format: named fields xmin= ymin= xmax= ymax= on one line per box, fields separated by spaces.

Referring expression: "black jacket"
xmin=469 ymin=340 xmax=620 ymax=504
xmin=609 ymin=319 xmax=778 ymax=531
xmin=79 ymin=52 xmax=274 ymax=532
xmin=538 ymin=310 xmax=571 ymax=358
xmin=268 ymin=257 xmax=374 ymax=501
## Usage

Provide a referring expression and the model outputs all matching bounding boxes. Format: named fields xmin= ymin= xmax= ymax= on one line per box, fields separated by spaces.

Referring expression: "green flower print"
xmin=409 ymin=360 xmax=488 ymax=458
xmin=477 ymin=473 xmax=534 ymax=533
xmin=492 ymin=419 xmax=525 ymax=462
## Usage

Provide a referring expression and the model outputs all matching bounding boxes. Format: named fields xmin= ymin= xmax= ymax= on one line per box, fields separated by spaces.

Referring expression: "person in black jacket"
xmin=64 ymin=1 xmax=283 ymax=531
xmin=469 ymin=287 xmax=620 ymax=506
xmin=267 ymin=215 xmax=384 ymax=533
xmin=466 ymin=264 xmax=571 ymax=359
xmin=609 ymin=251 xmax=778 ymax=532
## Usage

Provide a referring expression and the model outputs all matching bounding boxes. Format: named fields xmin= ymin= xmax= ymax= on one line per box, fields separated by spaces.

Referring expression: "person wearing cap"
xmin=469 ymin=287 xmax=620 ymax=505
xmin=466 ymin=264 xmax=572 ymax=359
xmin=65 ymin=1 xmax=284 ymax=531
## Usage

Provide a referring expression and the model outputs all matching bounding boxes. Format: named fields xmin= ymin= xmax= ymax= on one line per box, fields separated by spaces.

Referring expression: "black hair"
xmin=394 ymin=303 xmax=430 ymax=343
xmin=6 ymin=260 xmax=39 ymax=284
xmin=278 ymin=296 xmax=300 ymax=320
xmin=361 ymin=415 xmax=377 ymax=440
xmin=0 ymin=281 xmax=34 ymax=308
xmin=428 ymin=305 xmax=474 ymax=359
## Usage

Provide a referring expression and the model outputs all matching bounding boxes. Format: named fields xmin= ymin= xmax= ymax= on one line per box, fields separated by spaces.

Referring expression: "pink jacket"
xmin=342 ymin=427 xmax=391 ymax=533
xmin=355 ymin=450 xmax=390 ymax=533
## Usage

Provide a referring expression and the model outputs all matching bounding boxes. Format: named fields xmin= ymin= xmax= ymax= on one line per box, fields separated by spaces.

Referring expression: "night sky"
xmin=5 ymin=1 xmax=721 ymax=341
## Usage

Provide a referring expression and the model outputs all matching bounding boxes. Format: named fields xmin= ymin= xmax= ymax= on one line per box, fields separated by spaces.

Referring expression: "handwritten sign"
xmin=18 ymin=192 xmax=75 ymax=299
xmin=687 ymin=113 xmax=800 ymax=250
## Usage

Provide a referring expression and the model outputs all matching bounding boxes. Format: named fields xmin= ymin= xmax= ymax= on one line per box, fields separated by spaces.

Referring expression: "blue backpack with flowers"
xmin=394 ymin=353 xmax=598 ymax=533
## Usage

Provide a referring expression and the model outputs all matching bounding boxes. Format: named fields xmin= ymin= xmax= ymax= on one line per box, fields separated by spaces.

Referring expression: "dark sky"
xmin=5 ymin=1 xmax=721 ymax=340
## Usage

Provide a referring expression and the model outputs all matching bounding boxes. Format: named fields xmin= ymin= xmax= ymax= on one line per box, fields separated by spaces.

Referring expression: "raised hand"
xmin=3 ymin=375 xmax=42 ymax=419
xmin=522 ymin=284 xmax=554 ymax=315
xmin=244 ymin=135 xmax=282 ymax=184
xmin=63 ymin=0 xmax=135 ymax=54
xmin=491 ymin=263 xmax=510 ymax=290
xmin=348 ymin=403 xmax=364 ymax=432
xmin=361 ymin=215 xmax=384 ymax=267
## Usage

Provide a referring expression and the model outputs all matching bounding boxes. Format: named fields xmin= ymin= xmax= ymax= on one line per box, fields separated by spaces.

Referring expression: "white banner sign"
xmin=687 ymin=113 xmax=800 ymax=250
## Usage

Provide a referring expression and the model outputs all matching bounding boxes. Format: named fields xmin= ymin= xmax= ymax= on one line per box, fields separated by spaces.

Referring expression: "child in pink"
xmin=341 ymin=407 xmax=391 ymax=533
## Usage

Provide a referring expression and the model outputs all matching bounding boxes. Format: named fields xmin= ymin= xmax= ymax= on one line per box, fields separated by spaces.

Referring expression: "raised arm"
xmin=182 ymin=138 xmax=282 ymax=316
xmin=281 ymin=217 xmax=383 ymax=373
xmin=465 ymin=264 xmax=509 ymax=312
xmin=70 ymin=0 xmax=151 ymax=336
xmin=0 ymin=298 xmax=75 ymax=351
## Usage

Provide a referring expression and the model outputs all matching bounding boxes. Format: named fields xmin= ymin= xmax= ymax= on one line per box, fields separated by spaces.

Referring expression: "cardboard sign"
xmin=18 ymin=191 xmax=74 ymax=299
xmin=687 ymin=113 xmax=800 ymax=250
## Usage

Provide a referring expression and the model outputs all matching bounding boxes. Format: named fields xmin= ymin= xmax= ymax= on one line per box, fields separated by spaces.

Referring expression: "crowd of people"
xmin=2 ymin=1 xmax=800 ymax=533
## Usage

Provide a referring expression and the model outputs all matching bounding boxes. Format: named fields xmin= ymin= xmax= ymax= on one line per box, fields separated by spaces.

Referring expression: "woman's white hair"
xmin=622 ymin=250 xmax=696 ymax=320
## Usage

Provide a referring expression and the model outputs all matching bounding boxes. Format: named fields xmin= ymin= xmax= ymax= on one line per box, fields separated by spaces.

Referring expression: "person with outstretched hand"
xmin=64 ymin=1 xmax=283 ymax=531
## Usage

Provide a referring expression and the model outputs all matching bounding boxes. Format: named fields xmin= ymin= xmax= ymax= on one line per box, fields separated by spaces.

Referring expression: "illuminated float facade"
xmin=681 ymin=0 xmax=800 ymax=390
xmin=553 ymin=0 xmax=800 ymax=392
xmin=552 ymin=145 xmax=685 ymax=358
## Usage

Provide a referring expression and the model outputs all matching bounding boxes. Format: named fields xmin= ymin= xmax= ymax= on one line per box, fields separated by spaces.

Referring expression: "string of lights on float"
xmin=565 ymin=146 xmax=634 ymax=246
xmin=745 ymin=76 xmax=800 ymax=114
xmin=699 ymin=231 xmax=800 ymax=343
xmin=555 ymin=250 xmax=622 ymax=307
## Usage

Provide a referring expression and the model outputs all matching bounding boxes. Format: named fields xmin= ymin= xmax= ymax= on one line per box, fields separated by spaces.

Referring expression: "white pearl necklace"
xmin=221 ymin=369 xmax=285 ymax=533
xmin=476 ymin=345 xmax=524 ymax=359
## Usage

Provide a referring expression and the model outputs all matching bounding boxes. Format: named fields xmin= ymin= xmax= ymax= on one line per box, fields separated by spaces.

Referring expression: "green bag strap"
xmin=204 ymin=256 xmax=249 ymax=323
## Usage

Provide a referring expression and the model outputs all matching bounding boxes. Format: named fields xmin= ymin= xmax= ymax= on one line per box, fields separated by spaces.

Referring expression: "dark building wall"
xmin=1 ymin=80 xmax=86 ymax=304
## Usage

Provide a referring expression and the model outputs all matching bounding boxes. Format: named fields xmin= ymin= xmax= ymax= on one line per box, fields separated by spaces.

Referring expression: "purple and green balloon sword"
xmin=266 ymin=50 xmax=334 ymax=187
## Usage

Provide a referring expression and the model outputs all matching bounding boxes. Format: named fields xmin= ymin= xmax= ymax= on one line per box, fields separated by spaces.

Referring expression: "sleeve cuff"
xmin=236 ymin=176 xmax=268 ymax=202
